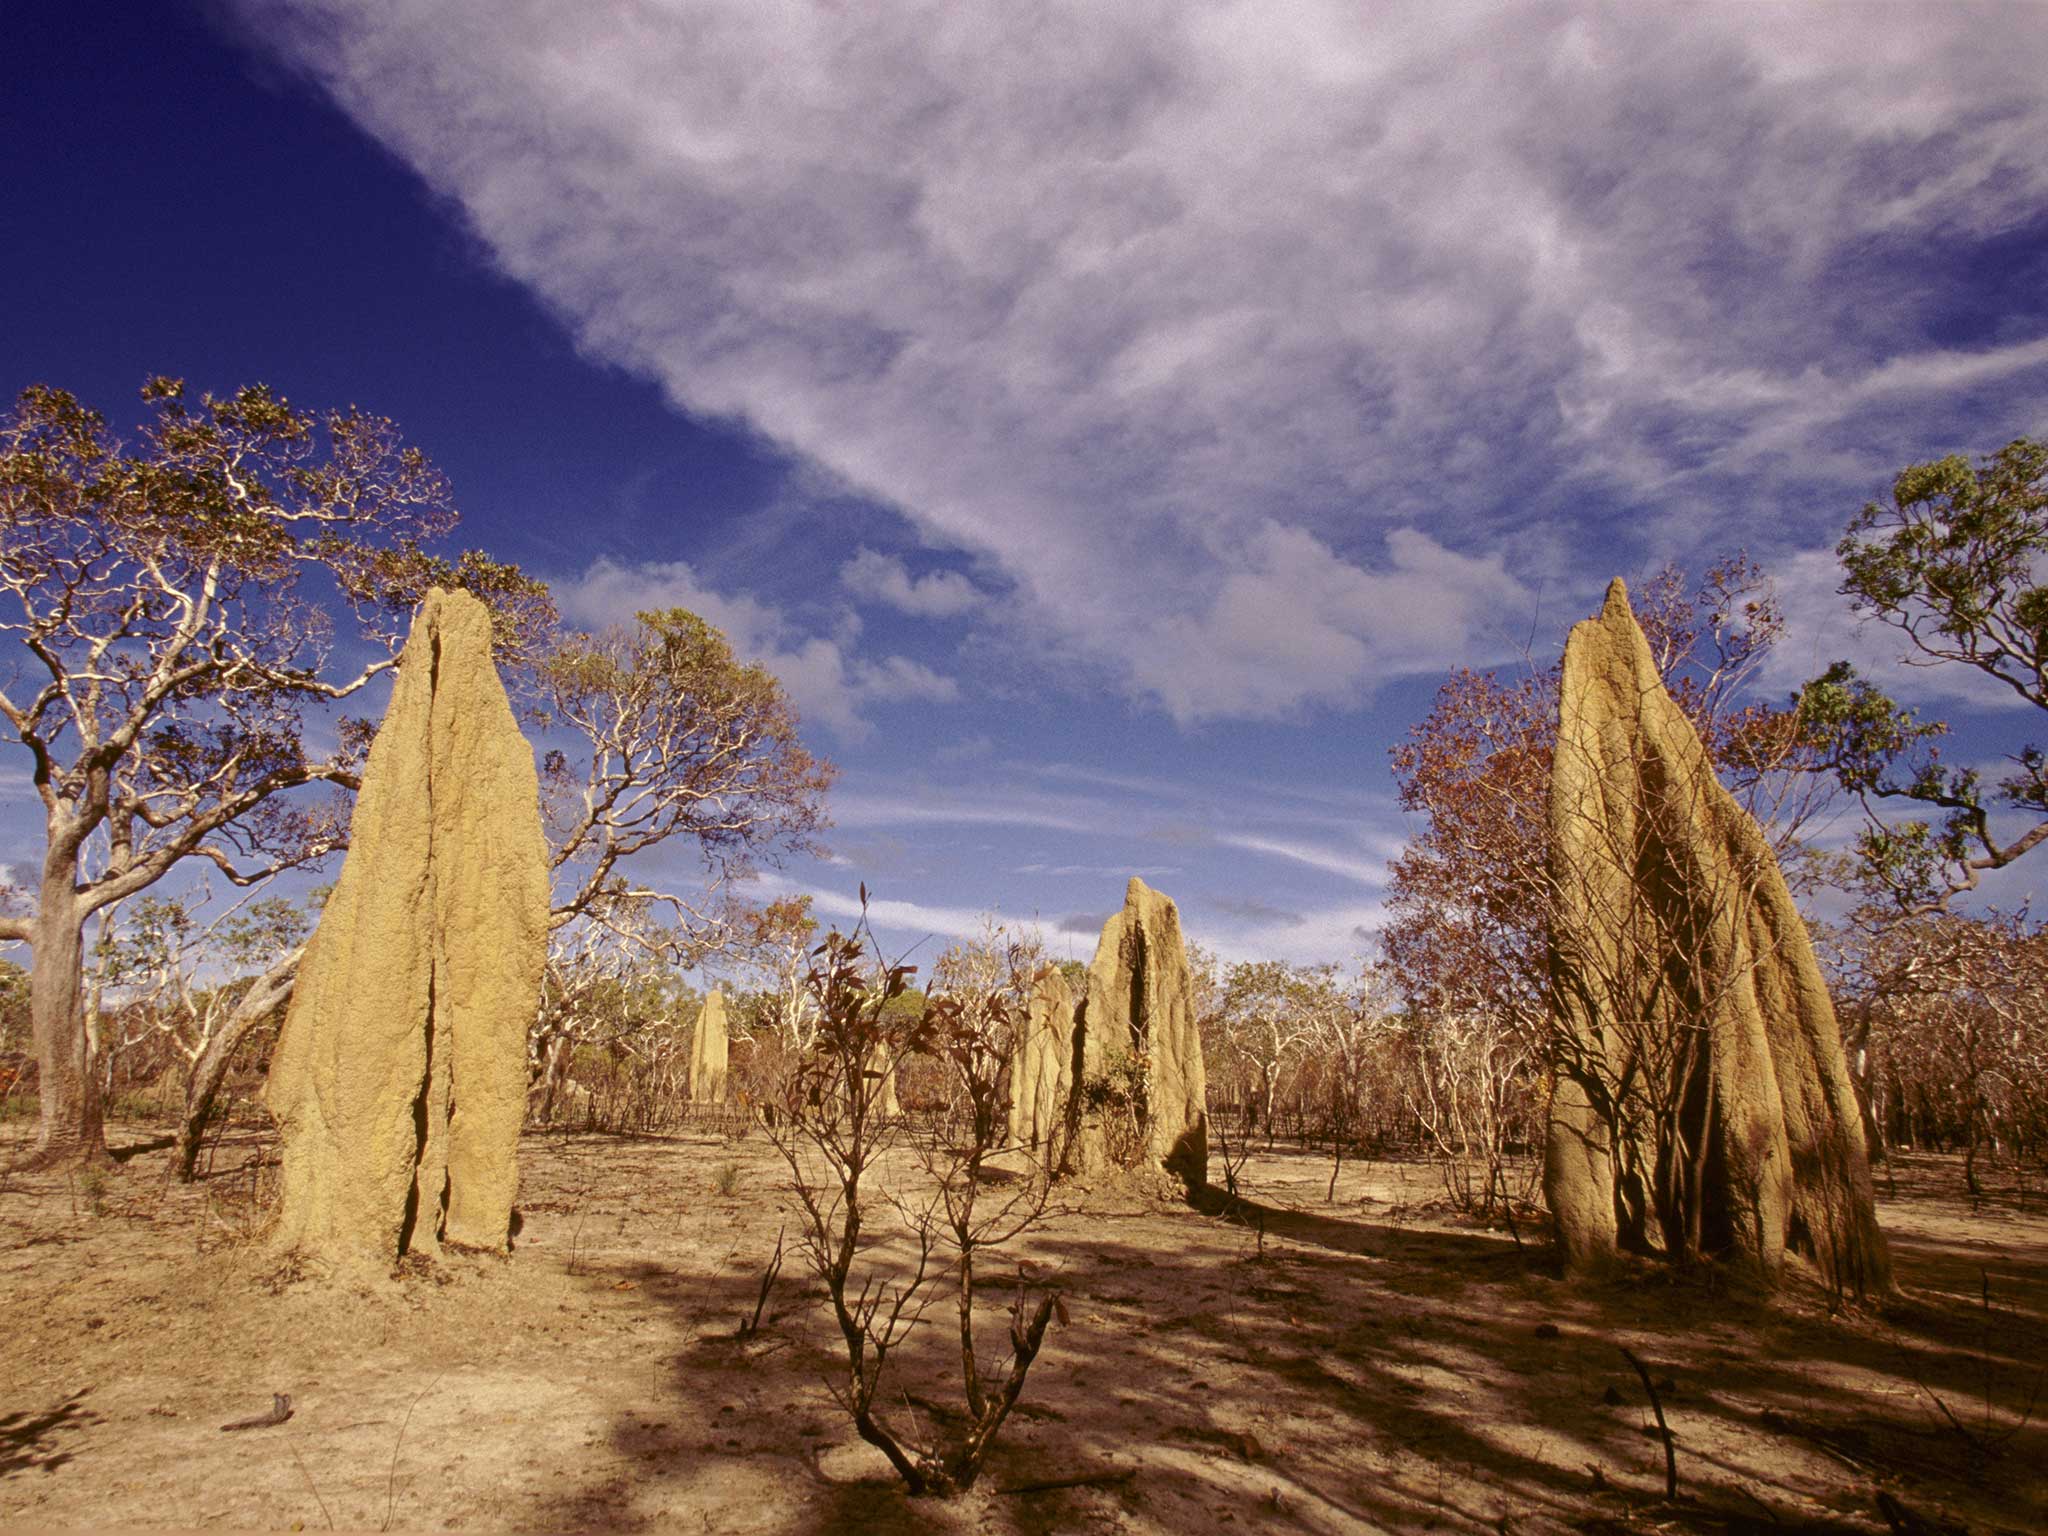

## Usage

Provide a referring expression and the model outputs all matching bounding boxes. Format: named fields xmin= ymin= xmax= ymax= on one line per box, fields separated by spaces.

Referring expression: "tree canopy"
xmin=0 ymin=377 xmax=551 ymax=1162
xmin=1797 ymin=438 xmax=2048 ymax=911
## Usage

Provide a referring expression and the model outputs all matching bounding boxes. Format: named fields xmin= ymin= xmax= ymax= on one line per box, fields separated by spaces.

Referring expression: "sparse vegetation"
xmin=759 ymin=903 xmax=1066 ymax=1497
xmin=1 ymin=395 xmax=2044 ymax=1534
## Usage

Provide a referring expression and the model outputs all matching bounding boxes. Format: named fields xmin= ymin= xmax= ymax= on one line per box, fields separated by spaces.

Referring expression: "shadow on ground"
xmin=0 ymin=1389 xmax=101 ymax=1480
xmin=523 ymin=1145 xmax=2043 ymax=1536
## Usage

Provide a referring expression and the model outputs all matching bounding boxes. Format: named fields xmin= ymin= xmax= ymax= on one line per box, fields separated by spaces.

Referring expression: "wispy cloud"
xmin=755 ymin=860 xmax=1386 ymax=968
xmin=1214 ymin=833 xmax=1389 ymax=889
xmin=240 ymin=2 xmax=2048 ymax=721
xmin=752 ymin=874 xmax=1061 ymax=952
xmin=932 ymin=733 xmax=995 ymax=765
xmin=827 ymin=789 xmax=1099 ymax=837
xmin=1194 ymin=897 xmax=1390 ymax=967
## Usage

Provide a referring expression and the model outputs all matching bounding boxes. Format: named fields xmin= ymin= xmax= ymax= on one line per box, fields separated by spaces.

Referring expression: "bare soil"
xmin=0 ymin=1122 xmax=2042 ymax=1535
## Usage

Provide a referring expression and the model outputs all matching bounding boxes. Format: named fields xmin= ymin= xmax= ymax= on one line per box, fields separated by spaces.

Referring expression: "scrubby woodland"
xmin=1 ymin=383 xmax=2044 ymax=1533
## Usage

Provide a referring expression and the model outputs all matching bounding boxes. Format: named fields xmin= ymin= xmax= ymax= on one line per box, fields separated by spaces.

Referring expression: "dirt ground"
xmin=0 ymin=1121 xmax=2042 ymax=1536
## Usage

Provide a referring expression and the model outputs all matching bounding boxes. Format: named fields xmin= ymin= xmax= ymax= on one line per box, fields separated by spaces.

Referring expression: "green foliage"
xmin=1799 ymin=438 xmax=2048 ymax=907
xmin=1792 ymin=663 xmax=1947 ymax=796
xmin=2 ymin=378 xmax=556 ymax=663
xmin=1078 ymin=1049 xmax=1144 ymax=1112
xmin=76 ymin=1166 xmax=109 ymax=1217
xmin=1078 ymin=1048 xmax=1148 ymax=1168
xmin=1838 ymin=438 xmax=2048 ymax=703
xmin=878 ymin=987 xmax=927 ymax=1024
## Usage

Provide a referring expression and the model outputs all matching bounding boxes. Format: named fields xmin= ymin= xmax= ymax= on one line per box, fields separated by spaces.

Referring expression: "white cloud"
xmin=1148 ymin=525 xmax=1534 ymax=717
xmin=840 ymin=548 xmax=983 ymax=619
xmin=1214 ymin=833 xmax=1388 ymax=889
xmin=239 ymin=1 xmax=2048 ymax=719
xmin=828 ymin=788 xmax=1097 ymax=837
xmin=1193 ymin=898 xmax=1391 ymax=968
xmin=557 ymin=556 xmax=957 ymax=741
xmin=932 ymin=733 xmax=995 ymax=764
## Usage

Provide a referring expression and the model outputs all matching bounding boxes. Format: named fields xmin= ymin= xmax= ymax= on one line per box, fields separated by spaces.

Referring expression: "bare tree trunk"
xmin=27 ymin=858 xmax=105 ymax=1169
xmin=529 ymin=1031 xmax=572 ymax=1126
xmin=172 ymin=945 xmax=302 ymax=1181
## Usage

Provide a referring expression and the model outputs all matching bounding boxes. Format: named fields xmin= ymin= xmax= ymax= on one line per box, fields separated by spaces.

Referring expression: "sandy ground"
xmin=0 ymin=1120 xmax=2042 ymax=1535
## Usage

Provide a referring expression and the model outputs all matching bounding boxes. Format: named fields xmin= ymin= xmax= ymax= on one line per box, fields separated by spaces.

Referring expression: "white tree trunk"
xmin=28 ymin=852 xmax=104 ymax=1167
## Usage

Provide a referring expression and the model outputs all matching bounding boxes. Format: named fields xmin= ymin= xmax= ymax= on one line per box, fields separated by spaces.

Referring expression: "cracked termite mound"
xmin=1063 ymin=876 xmax=1209 ymax=1195
xmin=1545 ymin=577 xmax=1890 ymax=1295
xmin=265 ymin=588 xmax=549 ymax=1272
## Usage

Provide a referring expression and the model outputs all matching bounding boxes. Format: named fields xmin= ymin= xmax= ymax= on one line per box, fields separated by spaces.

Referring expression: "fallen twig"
xmin=285 ymin=1434 xmax=335 ymax=1530
xmin=1758 ymin=1408 xmax=1869 ymax=1472
xmin=219 ymin=1393 xmax=293 ymax=1432
xmin=383 ymin=1372 xmax=444 ymax=1532
xmin=740 ymin=1221 xmax=785 ymax=1337
xmin=998 ymin=1466 xmax=1136 ymax=1496
xmin=1876 ymin=1488 xmax=1968 ymax=1536
xmin=1620 ymin=1346 xmax=1676 ymax=1500
xmin=1731 ymin=1478 xmax=1781 ymax=1524
xmin=1922 ymin=1387 xmax=1992 ymax=1456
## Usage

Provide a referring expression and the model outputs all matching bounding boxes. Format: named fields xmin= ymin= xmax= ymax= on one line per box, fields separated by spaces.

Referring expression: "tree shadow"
xmin=108 ymin=1132 xmax=175 ymax=1163
xmin=1193 ymin=1181 xmax=1545 ymax=1272
xmin=0 ymin=1389 xmax=101 ymax=1479
xmin=520 ymin=1156 xmax=2045 ymax=1536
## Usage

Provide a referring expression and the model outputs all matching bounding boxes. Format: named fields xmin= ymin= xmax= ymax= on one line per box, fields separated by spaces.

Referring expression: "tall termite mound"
xmin=266 ymin=589 xmax=549 ymax=1270
xmin=689 ymin=991 xmax=730 ymax=1104
xmin=1545 ymin=578 xmax=1889 ymax=1295
xmin=1064 ymin=877 xmax=1208 ymax=1193
xmin=1008 ymin=966 xmax=1075 ymax=1159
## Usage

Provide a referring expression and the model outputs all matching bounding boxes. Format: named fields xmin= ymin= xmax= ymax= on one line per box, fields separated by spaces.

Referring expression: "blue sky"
xmin=5 ymin=2 xmax=2047 ymax=968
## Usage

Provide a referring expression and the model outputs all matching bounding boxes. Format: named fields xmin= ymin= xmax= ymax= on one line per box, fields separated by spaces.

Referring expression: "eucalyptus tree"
xmin=524 ymin=610 xmax=834 ymax=1093
xmin=531 ymin=607 xmax=832 ymax=945
xmin=90 ymin=887 xmax=316 ymax=1179
xmin=1797 ymin=438 xmax=2048 ymax=911
xmin=0 ymin=379 xmax=549 ymax=1166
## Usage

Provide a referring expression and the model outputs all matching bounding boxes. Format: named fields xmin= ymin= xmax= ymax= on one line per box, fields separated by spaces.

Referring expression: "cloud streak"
xmin=1215 ymin=833 xmax=1389 ymax=889
xmin=238 ymin=1 xmax=2048 ymax=719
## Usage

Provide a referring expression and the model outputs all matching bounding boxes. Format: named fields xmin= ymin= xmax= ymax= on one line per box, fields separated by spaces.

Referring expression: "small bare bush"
xmin=763 ymin=901 xmax=1065 ymax=1497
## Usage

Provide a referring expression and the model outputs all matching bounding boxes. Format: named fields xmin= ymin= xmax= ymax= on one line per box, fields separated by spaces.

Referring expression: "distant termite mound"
xmin=689 ymin=991 xmax=730 ymax=1104
xmin=266 ymin=588 xmax=549 ymax=1272
xmin=867 ymin=1041 xmax=901 ymax=1119
xmin=1545 ymin=578 xmax=1889 ymax=1297
xmin=1008 ymin=966 xmax=1075 ymax=1163
xmin=1062 ymin=877 xmax=1208 ymax=1195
